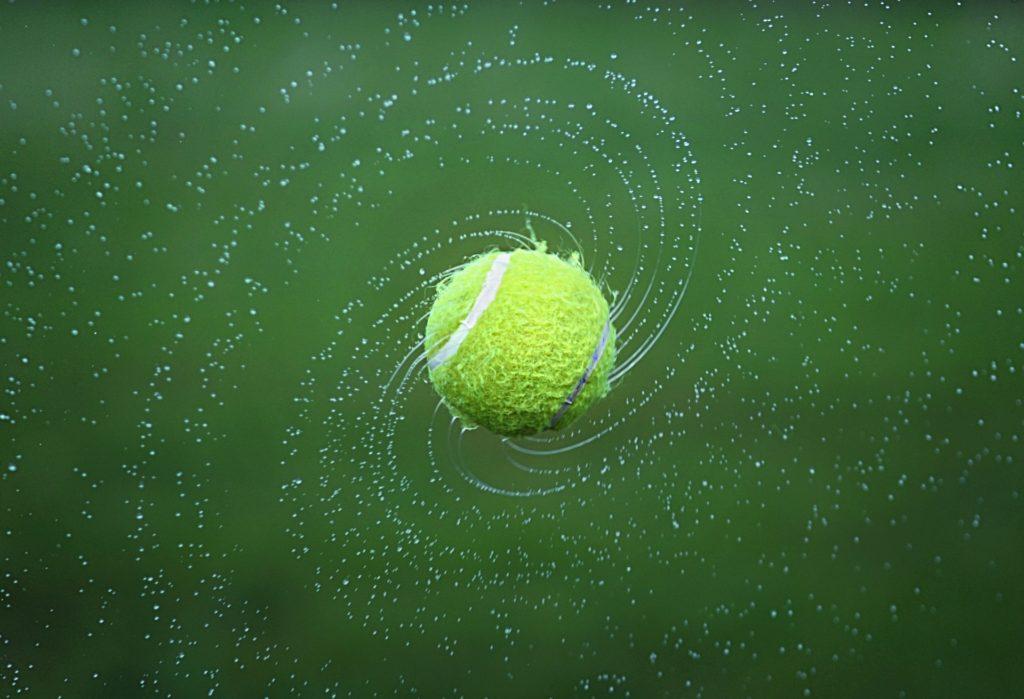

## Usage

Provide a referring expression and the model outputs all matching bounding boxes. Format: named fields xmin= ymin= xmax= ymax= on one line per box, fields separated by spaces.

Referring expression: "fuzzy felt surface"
xmin=425 ymin=247 xmax=616 ymax=436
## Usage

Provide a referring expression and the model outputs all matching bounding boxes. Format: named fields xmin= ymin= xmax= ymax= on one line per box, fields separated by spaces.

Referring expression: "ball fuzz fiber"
xmin=425 ymin=245 xmax=616 ymax=437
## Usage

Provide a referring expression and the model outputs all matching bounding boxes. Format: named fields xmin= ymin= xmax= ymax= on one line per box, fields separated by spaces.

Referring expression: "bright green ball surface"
xmin=425 ymin=246 xmax=616 ymax=437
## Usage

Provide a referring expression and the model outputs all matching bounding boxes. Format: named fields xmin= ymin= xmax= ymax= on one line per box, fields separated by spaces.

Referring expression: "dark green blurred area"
xmin=2 ymin=2 xmax=1022 ymax=697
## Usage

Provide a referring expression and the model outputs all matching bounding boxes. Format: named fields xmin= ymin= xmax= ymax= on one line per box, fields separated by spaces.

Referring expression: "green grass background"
xmin=2 ymin=2 xmax=1022 ymax=696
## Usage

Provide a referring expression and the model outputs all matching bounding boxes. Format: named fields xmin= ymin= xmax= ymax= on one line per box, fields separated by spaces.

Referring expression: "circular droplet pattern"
xmin=1 ymin=4 xmax=1021 ymax=697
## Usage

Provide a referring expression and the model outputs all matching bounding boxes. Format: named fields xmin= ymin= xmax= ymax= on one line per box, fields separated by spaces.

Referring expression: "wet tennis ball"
xmin=424 ymin=244 xmax=616 ymax=437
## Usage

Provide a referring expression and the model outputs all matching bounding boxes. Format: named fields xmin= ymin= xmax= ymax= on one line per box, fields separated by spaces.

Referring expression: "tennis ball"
xmin=424 ymin=244 xmax=616 ymax=437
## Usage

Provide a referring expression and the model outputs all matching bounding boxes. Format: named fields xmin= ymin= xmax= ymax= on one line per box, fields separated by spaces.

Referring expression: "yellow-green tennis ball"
xmin=425 ymin=245 xmax=616 ymax=437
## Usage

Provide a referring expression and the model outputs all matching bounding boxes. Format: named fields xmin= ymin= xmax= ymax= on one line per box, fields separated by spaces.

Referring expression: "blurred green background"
xmin=2 ymin=2 xmax=1022 ymax=697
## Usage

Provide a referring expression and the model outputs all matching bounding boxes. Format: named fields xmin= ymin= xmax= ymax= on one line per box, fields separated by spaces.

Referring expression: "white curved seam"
xmin=428 ymin=253 xmax=510 ymax=370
